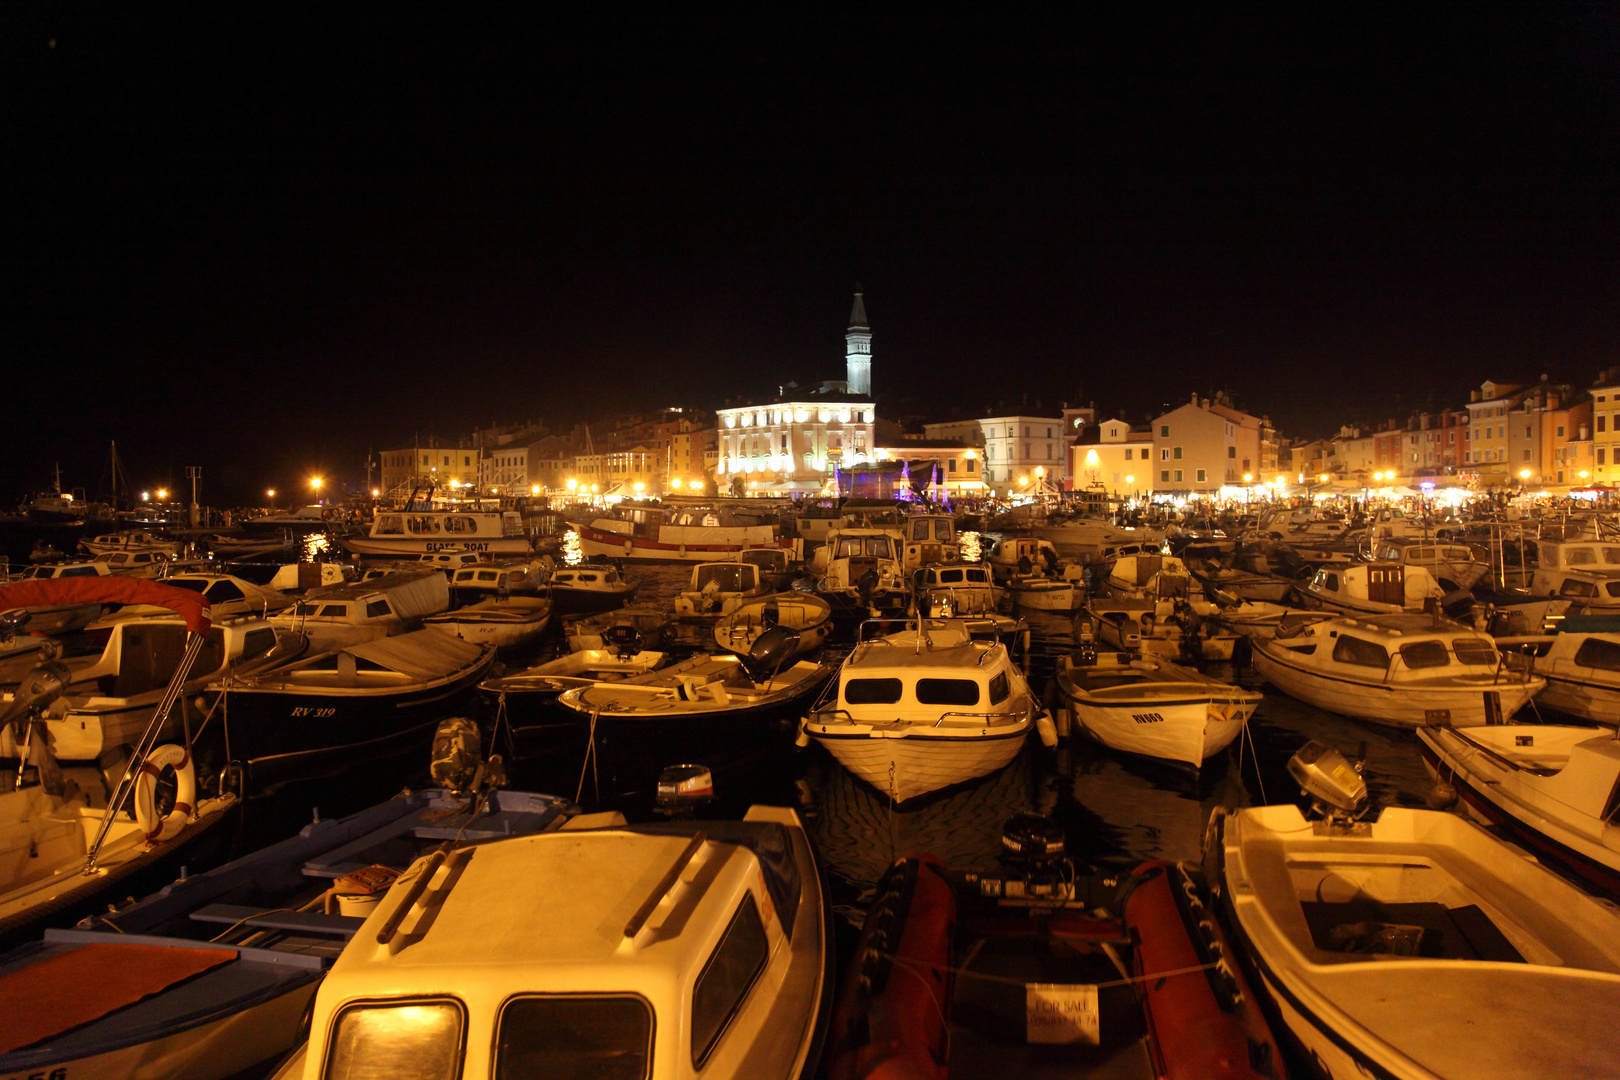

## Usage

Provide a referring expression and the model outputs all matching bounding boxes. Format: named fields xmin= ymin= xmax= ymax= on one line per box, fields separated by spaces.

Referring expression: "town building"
xmin=876 ymin=440 xmax=987 ymax=496
xmin=1150 ymin=394 xmax=1269 ymax=493
xmin=379 ymin=441 xmax=480 ymax=497
xmin=1591 ymin=369 xmax=1620 ymax=486
xmin=1071 ymin=418 xmax=1154 ymax=496
xmin=978 ymin=415 xmax=1065 ymax=493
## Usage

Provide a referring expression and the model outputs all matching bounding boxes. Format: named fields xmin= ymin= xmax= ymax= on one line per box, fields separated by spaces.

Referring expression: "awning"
xmin=0 ymin=578 xmax=211 ymax=633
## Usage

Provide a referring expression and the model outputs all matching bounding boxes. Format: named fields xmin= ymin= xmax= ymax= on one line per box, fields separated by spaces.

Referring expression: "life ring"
xmin=134 ymin=743 xmax=195 ymax=844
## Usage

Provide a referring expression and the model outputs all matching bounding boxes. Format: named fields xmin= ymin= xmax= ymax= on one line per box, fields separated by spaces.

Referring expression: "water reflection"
xmin=301 ymin=532 xmax=331 ymax=560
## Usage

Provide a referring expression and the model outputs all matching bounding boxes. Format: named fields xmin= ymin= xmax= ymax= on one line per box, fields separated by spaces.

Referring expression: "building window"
xmin=1227 ymin=446 xmax=1236 ymax=459
xmin=1600 ymin=416 xmax=1608 ymax=433
xmin=1174 ymin=470 xmax=1183 ymax=482
xmin=1161 ymin=470 xmax=1170 ymax=482
xmin=1123 ymin=448 xmax=1132 ymax=460
xmin=1601 ymin=449 xmax=1608 ymax=465
xmin=1196 ymin=469 xmax=1207 ymax=482
xmin=1523 ymin=449 xmax=1532 ymax=462
xmin=947 ymin=459 xmax=957 ymax=473
xmin=1558 ymin=426 xmax=1566 ymax=438
xmin=1160 ymin=425 xmax=1169 ymax=437
xmin=966 ymin=459 xmax=976 ymax=473
xmin=1173 ymin=447 xmax=1182 ymax=460
xmin=1161 ymin=449 xmax=1169 ymax=461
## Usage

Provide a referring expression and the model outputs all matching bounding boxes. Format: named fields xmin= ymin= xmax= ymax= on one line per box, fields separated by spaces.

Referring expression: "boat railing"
xmin=933 ymin=704 xmax=1030 ymax=728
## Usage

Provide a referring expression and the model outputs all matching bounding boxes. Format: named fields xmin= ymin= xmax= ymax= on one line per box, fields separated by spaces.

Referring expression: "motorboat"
xmin=1370 ymin=536 xmax=1490 ymax=590
xmin=814 ymin=527 xmax=910 ymax=618
xmin=78 ymin=530 xmax=182 ymax=558
xmin=1005 ymin=568 xmax=1084 ymax=612
xmin=1207 ymin=741 xmax=1620 ymax=1080
xmin=268 ymin=568 xmax=450 ymax=652
xmin=269 ymin=805 xmax=830 ymax=1080
xmin=0 ymin=734 xmax=571 ymax=1080
xmin=203 ymin=532 xmax=297 ymax=557
xmin=342 ymin=507 xmax=531 ymax=557
xmin=577 ymin=499 xmax=793 ymax=562
xmin=445 ymin=561 xmax=545 ymax=604
xmin=558 ymin=627 xmax=834 ymax=801
xmin=100 ymin=549 xmax=173 ymax=579
xmin=985 ymin=535 xmax=1066 ymax=583
xmin=1501 ymin=615 xmax=1620 ymax=725
xmin=1297 ymin=561 xmax=1446 ymax=616
xmin=910 ymin=564 xmax=1027 ymax=651
xmin=1418 ymin=723 xmax=1620 ymax=902
xmin=205 ymin=628 xmax=495 ymax=791
xmin=0 ymin=561 xmax=114 ymax=635
xmin=1253 ymin=612 xmax=1543 ymax=728
xmin=1054 ymin=634 xmax=1261 ymax=769
xmin=799 ymin=620 xmax=1048 ymax=804
xmin=95 ymin=572 xmax=291 ymax=622
xmin=264 ymin=561 xmax=356 ymax=593
xmin=1034 ymin=517 xmax=1163 ymax=560
xmin=547 ymin=562 xmax=640 ymax=615
xmin=1531 ymin=537 xmax=1620 ymax=599
xmin=673 ymin=560 xmax=767 ymax=618
xmin=736 ymin=545 xmax=798 ymax=590
xmin=422 ymin=594 xmax=553 ymax=650
xmin=564 ymin=603 xmax=675 ymax=652
xmin=714 ymin=591 xmax=832 ymax=658
xmin=242 ymin=504 xmax=338 ymax=533
xmin=479 ymin=639 xmax=669 ymax=766
xmin=897 ymin=513 xmax=961 ymax=571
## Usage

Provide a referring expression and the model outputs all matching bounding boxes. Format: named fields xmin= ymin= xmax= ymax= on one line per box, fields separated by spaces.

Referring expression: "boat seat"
xmin=189 ymin=903 xmax=366 ymax=938
xmin=1299 ymin=900 xmax=1525 ymax=964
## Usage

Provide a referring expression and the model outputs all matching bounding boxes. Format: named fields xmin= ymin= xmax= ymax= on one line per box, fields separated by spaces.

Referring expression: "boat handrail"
xmin=932 ymin=705 xmax=1029 ymax=728
xmin=624 ymin=832 xmax=707 ymax=939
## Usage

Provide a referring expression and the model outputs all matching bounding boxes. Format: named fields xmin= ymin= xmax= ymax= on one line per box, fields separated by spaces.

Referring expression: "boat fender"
xmin=624 ymin=539 xmax=633 ymax=556
xmin=134 ymin=743 xmax=196 ymax=844
xmin=794 ymin=719 xmax=811 ymax=748
xmin=1035 ymin=710 xmax=1059 ymax=749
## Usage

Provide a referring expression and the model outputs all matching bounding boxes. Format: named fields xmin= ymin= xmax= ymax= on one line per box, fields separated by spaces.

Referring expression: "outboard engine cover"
xmin=600 ymin=623 xmax=645 ymax=657
xmin=0 ymin=660 xmax=72 ymax=727
xmin=430 ymin=716 xmax=483 ymax=795
xmin=740 ymin=624 xmax=801 ymax=683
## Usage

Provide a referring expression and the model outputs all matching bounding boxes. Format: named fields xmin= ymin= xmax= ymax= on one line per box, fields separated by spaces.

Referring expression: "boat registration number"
xmin=291 ymin=707 xmax=337 ymax=718
xmin=6 ymin=1070 xmax=68 ymax=1080
xmin=1131 ymin=713 xmax=1165 ymax=725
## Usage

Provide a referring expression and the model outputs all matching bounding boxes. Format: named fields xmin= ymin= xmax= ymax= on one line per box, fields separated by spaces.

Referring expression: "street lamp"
xmin=531 ymin=484 xmax=541 ymax=496
xmin=371 ymin=488 xmax=380 ymax=498
xmin=1518 ymin=469 xmax=1532 ymax=481
xmin=1242 ymin=474 xmax=1253 ymax=483
xmin=140 ymin=491 xmax=150 ymax=502
xmin=566 ymin=478 xmax=578 ymax=492
xmin=310 ymin=477 xmax=323 ymax=491
xmin=634 ymin=482 xmax=645 ymax=493
xmin=156 ymin=488 xmax=168 ymax=500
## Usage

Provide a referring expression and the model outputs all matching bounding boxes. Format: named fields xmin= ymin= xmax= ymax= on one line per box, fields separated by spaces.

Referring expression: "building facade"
xmin=1072 ymin=418 xmax=1154 ymax=495
xmin=978 ymin=415 xmax=1065 ymax=492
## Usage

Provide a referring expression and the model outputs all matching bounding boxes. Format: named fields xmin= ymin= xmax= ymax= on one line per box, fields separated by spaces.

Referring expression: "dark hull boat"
xmin=207 ymin=629 xmax=494 ymax=792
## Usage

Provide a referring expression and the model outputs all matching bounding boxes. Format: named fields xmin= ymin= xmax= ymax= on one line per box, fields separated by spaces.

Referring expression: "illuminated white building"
xmin=715 ymin=291 xmax=877 ymax=493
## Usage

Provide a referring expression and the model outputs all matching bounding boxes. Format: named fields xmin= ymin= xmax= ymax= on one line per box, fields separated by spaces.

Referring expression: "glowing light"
xmin=1035 ymin=466 xmax=1046 ymax=478
xmin=1242 ymin=474 xmax=1253 ymax=483
xmin=1125 ymin=475 xmax=1134 ymax=484
xmin=634 ymin=482 xmax=645 ymax=493
xmin=371 ymin=488 xmax=380 ymax=497
xmin=140 ymin=491 xmax=150 ymax=501
xmin=566 ymin=478 xmax=578 ymax=491
xmin=1580 ymin=471 xmax=1590 ymax=479
xmin=309 ymin=478 xmax=323 ymax=491
xmin=531 ymin=484 xmax=541 ymax=495
xmin=964 ymin=450 xmax=977 ymax=460
xmin=1519 ymin=469 xmax=1532 ymax=480
xmin=1319 ymin=474 xmax=1329 ymax=483
xmin=266 ymin=489 xmax=275 ymax=498
xmin=156 ymin=488 xmax=169 ymax=499
xmin=1085 ymin=449 xmax=1099 ymax=465
xmin=1019 ymin=476 xmax=1030 ymax=486
xmin=590 ymin=484 xmax=599 ymax=493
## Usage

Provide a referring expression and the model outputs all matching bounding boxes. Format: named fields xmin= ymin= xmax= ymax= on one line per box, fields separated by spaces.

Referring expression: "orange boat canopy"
xmin=0 ymin=578 xmax=212 ymax=634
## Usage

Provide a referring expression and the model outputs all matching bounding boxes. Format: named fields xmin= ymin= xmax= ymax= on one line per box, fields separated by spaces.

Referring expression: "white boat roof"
xmin=345 ymin=628 xmax=486 ymax=677
xmin=1305 ymin=613 xmax=1487 ymax=640
xmin=848 ymin=625 xmax=995 ymax=674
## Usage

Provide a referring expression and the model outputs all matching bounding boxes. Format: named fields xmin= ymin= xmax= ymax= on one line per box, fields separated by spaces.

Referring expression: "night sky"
xmin=6 ymin=7 xmax=1619 ymax=503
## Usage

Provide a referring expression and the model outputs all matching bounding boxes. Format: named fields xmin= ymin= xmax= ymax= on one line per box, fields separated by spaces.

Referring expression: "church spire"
xmin=848 ymin=286 xmax=869 ymax=331
xmin=845 ymin=286 xmax=872 ymax=397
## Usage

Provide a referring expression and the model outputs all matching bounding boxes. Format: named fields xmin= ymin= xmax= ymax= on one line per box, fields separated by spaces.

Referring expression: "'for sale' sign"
xmin=1025 ymin=982 xmax=1100 ymax=1045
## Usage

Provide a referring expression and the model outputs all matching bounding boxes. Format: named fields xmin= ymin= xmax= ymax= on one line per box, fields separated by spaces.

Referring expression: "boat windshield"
xmin=837 ymin=537 xmax=892 ymax=559
xmin=495 ymin=995 xmax=652 ymax=1080
xmin=325 ymin=998 xmax=464 ymax=1080
xmin=693 ymin=565 xmax=754 ymax=592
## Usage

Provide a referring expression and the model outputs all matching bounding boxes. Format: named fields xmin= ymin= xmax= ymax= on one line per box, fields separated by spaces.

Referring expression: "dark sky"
xmin=6 ymin=7 xmax=1620 ymax=502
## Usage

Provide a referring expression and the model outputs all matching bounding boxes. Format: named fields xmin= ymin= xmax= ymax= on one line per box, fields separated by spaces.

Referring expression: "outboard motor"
xmin=739 ymin=624 xmax=801 ymax=684
xmin=0 ymin=609 xmax=30 ymax=644
xmin=856 ymin=567 xmax=881 ymax=612
xmin=1288 ymin=740 xmax=1369 ymax=827
xmin=600 ymin=623 xmax=645 ymax=657
xmin=968 ymin=813 xmax=1075 ymax=902
xmin=430 ymin=716 xmax=505 ymax=796
xmin=1072 ymin=616 xmax=1097 ymax=665
xmin=1439 ymin=588 xmax=1476 ymax=621
xmin=0 ymin=659 xmax=72 ymax=728
xmin=655 ymin=763 xmax=713 ymax=818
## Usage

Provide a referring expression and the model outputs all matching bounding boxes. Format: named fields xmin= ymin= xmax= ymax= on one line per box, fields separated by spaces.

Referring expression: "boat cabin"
xmin=369 ymin=510 xmax=525 ymax=540
xmin=675 ymin=562 xmax=764 ymax=617
xmin=1533 ymin=570 xmax=1620 ymax=610
xmin=899 ymin=514 xmax=960 ymax=572
xmin=101 ymin=550 xmax=168 ymax=577
xmin=269 ymin=570 xmax=449 ymax=650
xmin=836 ymin=623 xmax=1029 ymax=727
xmin=17 ymin=561 xmax=110 ymax=580
xmin=1535 ymin=540 xmax=1620 ymax=586
xmin=1372 ymin=538 xmax=1488 ymax=589
xmin=294 ymin=813 xmax=823 ymax=1080
xmin=551 ymin=565 xmax=632 ymax=591
xmin=1106 ymin=554 xmax=1192 ymax=598
xmin=1299 ymin=562 xmax=1444 ymax=615
xmin=987 ymin=537 xmax=1061 ymax=579
xmin=1270 ymin=613 xmax=1506 ymax=681
xmin=101 ymin=573 xmax=290 ymax=620
xmin=912 ymin=564 xmax=1000 ymax=617
xmin=448 ymin=564 xmax=542 ymax=596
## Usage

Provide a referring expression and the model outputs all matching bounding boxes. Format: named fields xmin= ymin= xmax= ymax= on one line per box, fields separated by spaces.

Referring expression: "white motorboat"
xmin=267 ymin=568 xmax=449 ymax=652
xmin=1297 ymin=561 xmax=1446 ymax=615
xmin=1 ymin=561 xmax=114 ymax=635
xmin=1531 ymin=537 xmax=1620 ymax=600
xmin=78 ymin=530 xmax=181 ymax=558
xmin=714 ymin=591 xmax=832 ymax=658
xmin=814 ymin=527 xmax=910 ymax=618
xmin=1371 ymin=536 xmax=1490 ymax=590
xmin=1034 ymin=517 xmax=1163 ymax=560
xmin=94 ymin=572 xmax=291 ymax=622
xmin=1418 ymin=723 xmax=1620 ymax=901
xmin=445 ymin=561 xmax=546 ymax=604
xmin=1005 ymin=570 xmax=1083 ymax=612
xmin=1252 ymin=613 xmax=1544 ymax=728
xmin=897 ymin=513 xmax=961 ymax=571
xmin=547 ymin=563 xmax=640 ymax=615
xmin=1054 ymin=642 xmax=1261 ymax=769
xmin=422 ymin=594 xmax=553 ymax=650
xmin=577 ymin=500 xmax=792 ymax=563
xmin=564 ymin=604 xmax=675 ymax=652
xmin=100 ymin=549 xmax=173 ymax=579
xmin=270 ymin=806 xmax=830 ymax=1080
xmin=1208 ymin=741 xmax=1620 ymax=1080
xmin=799 ymin=621 xmax=1047 ymax=803
xmin=985 ymin=535 xmax=1065 ymax=583
xmin=673 ymin=561 xmax=767 ymax=618
xmin=1504 ymin=618 xmax=1620 ymax=725
xmin=910 ymin=564 xmax=1027 ymax=651
xmin=342 ymin=507 xmax=532 ymax=557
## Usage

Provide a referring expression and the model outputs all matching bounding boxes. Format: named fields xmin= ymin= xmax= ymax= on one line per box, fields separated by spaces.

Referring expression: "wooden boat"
xmin=563 ymin=603 xmax=674 ymax=652
xmin=1370 ymin=536 xmax=1490 ymax=590
xmin=206 ymin=628 xmax=494 ymax=791
xmin=1208 ymin=741 xmax=1620 ymax=1080
xmin=267 ymin=568 xmax=449 ymax=652
xmin=1054 ymin=645 xmax=1261 ymax=769
xmin=93 ymin=572 xmax=291 ymax=622
xmin=800 ymin=621 xmax=1047 ymax=804
xmin=714 ymin=591 xmax=832 ymax=658
xmin=422 ymin=594 xmax=553 ymax=650
xmin=269 ymin=806 xmax=830 ymax=1080
xmin=0 ymin=780 xmax=571 ymax=1080
xmin=445 ymin=561 xmax=546 ymax=604
xmin=547 ymin=562 xmax=640 ymax=614
xmin=1252 ymin=613 xmax=1544 ymax=728
xmin=898 ymin=513 xmax=962 ymax=571
xmin=1418 ymin=723 xmax=1620 ymax=901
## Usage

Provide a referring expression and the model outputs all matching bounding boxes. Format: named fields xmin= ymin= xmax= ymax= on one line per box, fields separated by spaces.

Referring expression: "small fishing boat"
xmin=1502 ymin=615 xmax=1620 ymax=725
xmin=1297 ymin=561 xmax=1446 ymax=616
xmin=547 ymin=562 xmax=640 ymax=614
xmin=799 ymin=620 xmax=1048 ymax=804
xmin=1370 ymin=536 xmax=1490 ymax=591
xmin=1005 ymin=569 xmax=1084 ymax=612
xmin=1208 ymin=741 xmax=1620 ymax=1080
xmin=714 ymin=591 xmax=832 ymax=658
xmin=445 ymin=561 xmax=546 ymax=605
xmin=985 ymin=535 xmax=1066 ymax=582
xmin=203 ymin=532 xmax=297 ymax=557
xmin=1054 ymin=637 xmax=1261 ymax=769
xmin=78 ymin=530 xmax=182 ymax=558
xmin=479 ymin=643 xmax=669 ymax=765
xmin=897 ymin=512 xmax=961 ymax=571
xmin=673 ymin=560 xmax=767 ymax=618
xmin=1418 ymin=723 xmax=1620 ymax=901
xmin=267 ymin=568 xmax=450 ymax=652
xmin=814 ymin=527 xmax=910 ymax=618
xmin=269 ymin=805 xmax=830 ymax=1080
xmin=563 ymin=603 xmax=674 ymax=652
xmin=1252 ymin=613 xmax=1544 ymax=728
xmin=737 ymin=546 xmax=798 ymax=590
xmin=422 ymin=594 xmax=553 ymax=650
xmin=94 ymin=572 xmax=291 ymax=622
xmin=0 ymin=729 xmax=571 ymax=1080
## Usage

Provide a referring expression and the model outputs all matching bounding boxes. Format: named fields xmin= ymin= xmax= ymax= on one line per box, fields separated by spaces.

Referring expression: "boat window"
xmin=915 ymin=678 xmax=981 ymax=705
xmin=375 ymin=515 xmax=404 ymax=535
xmin=1559 ymin=579 xmax=1598 ymax=598
xmin=691 ymin=893 xmax=770 ymax=1067
xmin=290 ymin=601 xmax=317 ymax=617
xmin=1607 ymin=581 xmax=1620 ymax=599
xmin=989 ymin=671 xmax=1009 ymax=705
xmin=911 ymin=520 xmax=932 ymax=540
xmin=324 ymin=998 xmax=464 ymax=1080
xmin=554 ymin=572 xmax=574 ymax=582
xmin=844 ymin=678 xmax=903 ymax=704
xmin=694 ymin=565 xmax=751 ymax=592
xmin=1331 ymin=635 xmax=1389 ymax=668
xmin=239 ymin=628 xmax=277 ymax=660
xmin=1445 ymin=638 xmax=1495 ymax=666
xmin=165 ymin=578 xmax=207 ymax=593
xmin=477 ymin=571 xmax=498 ymax=582
xmin=1398 ymin=641 xmax=1451 ymax=669
xmin=1605 ymin=549 xmax=1620 ymax=565
xmin=577 ymin=573 xmax=599 ymax=583
xmin=320 ymin=604 xmax=349 ymax=618
xmin=454 ymin=570 xmax=474 ymax=582
xmin=1574 ymin=637 xmax=1620 ymax=672
xmin=1320 ymin=572 xmax=1340 ymax=593
xmin=206 ymin=581 xmax=246 ymax=603
xmin=366 ymin=599 xmax=392 ymax=618
xmin=496 ymin=995 xmax=652 ymax=1080
xmin=938 ymin=569 xmax=963 ymax=583
xmin=1568 ymin=547 xmax=1597 ymax=565
xmin=1410 ymin=547 xmax=1433 ymax=561
xmin=966 ymin=568 xmax=988 ymax=582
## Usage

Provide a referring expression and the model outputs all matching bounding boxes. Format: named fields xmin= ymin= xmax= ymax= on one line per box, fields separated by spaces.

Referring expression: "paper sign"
xmin=1025 ymin=982 xmax=1100 ymax=1045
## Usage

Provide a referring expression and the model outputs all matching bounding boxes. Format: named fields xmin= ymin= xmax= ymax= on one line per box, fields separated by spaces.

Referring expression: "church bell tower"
xmin=845 ymin=288 xmax=872 ymax=397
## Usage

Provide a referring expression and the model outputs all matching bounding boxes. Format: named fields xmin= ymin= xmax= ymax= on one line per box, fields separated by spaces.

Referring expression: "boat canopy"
xmin=0 ymin=578 xmax=211 ymax=633
xmin=345 ymin=628 xmax=485 ymax=678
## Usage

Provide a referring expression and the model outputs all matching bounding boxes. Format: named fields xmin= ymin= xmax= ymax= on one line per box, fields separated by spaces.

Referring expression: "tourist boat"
xmin=814 ymin=527 xmax=910 ymax=618
xmin=0 ymin=579 xmax=250 ymax=950
xmin=557 ymin=627 xmax=834 ymax=801
xmin=422 ymin=595 xmax=553 ymax=650
xmin=1207 ymin=741 xmax=1620 ymax=1080
xmin=897 ymin=512 xmax=961 ymax=571
xmin=267 ymin=568 xmax=449 ymax=652
xmin=1370 ymin=536 xmax=1490 ymax=590
xmin=1054 ymin=637 xmax=1261 ymax=769
xmin=445 ymin=561 xmax=545 ymax=604
xmin=78 ymin=530 xmax=182 ymax=558
xmin=578 ymin=500 xmax=792 ymax=562
xmin=1418 ymin=723 xmax=1620 ymax=901
xmin=1501 ymin=616 xmax=1620 ymax=724
xmin=1297 ymin=561 xmax=1446 ymax=615
xmin=1252 ymin=612 xmax=1544 ymax=728
xmin=564 ymin=604 xmax=675 ymax=652
xmin=799 ymin=621 xmax=1047 ymax=804
xmin=205 ymin=628 xmax=494 ymax=791
xmin=268 ymin=804 xmax=830 ymax=1080
xmin=673 ymin=561 xmax=767 ymax=618
xmin=0 ymin=756 xmax=571 ymax=1080
xmin=342 ymin=507 xmax=531 ymax=557
xmin=548 ymin=562 xmax=640 ymax=614
xmin=714 ymin=591 xmax=832 ymax=658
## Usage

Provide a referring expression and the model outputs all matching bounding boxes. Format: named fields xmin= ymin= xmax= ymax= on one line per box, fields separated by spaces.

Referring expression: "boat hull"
xmin=803 ymin=724 xmax=1030 ymax=804
xmin=1533 ymin=669 xmax=1620 ymax=727
xmin=341 ymin=536 xmax=532 ymax=556
xmin=1060 ymin=692 xmax=1254 ymax=769
xmin=576 ymin=523 xmax=790 ymax=563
